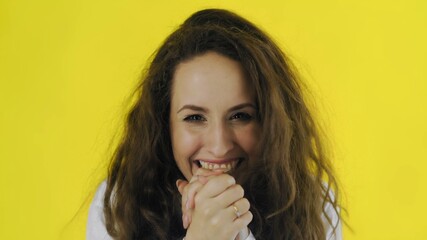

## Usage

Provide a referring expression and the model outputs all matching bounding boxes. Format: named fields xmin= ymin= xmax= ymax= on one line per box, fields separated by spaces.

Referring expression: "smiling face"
xmin=169 ymin=51 xmax=261 ymax=180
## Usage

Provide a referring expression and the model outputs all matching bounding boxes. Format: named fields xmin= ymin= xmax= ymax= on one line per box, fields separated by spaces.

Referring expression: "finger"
xmin=194 ymin=168 xmax=224 ymax=178
xmin=179 ymin=173 xmax=213 ymax=229
xmin=182 ymin=180 xmax=204 ymax=229
xmin=176 ymin=179 xmax=188 ymax=195
xmin=181 ymin=173 xmax=200 ymax=210
xmin=184 ymin=208 xmax=192 ymax=229
xmin=214 ymin=184 xmax=245 ymax=208
xmin=187 ymin=169 xmax=223 ymax=206
xmin=180 ymin=179 xmax=196 ymax=228
xmin=178 ymin=180 xmax=190 ymax=229
xmin=196 ymin=174 xmax=236 ymax=202
xmin=193 ymin=167 xmax=214 ymax=176
xmin=228 ymin=198 xmax=250 ymax=220
xmin=192 ymin=168 xmax=224 ymax=185
xmin=182 ymin=211 xmax=189 ymax=229
xmin=186 ymin=180 xmax=204 ymax=209
xmin=185 ymin=174 xmax=229 ymax=228
xmin=233 ymin=210 xmax=253 ymax=231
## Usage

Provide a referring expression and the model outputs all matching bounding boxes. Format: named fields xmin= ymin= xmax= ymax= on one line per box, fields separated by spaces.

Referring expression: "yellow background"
xmin=1 ymin=0 xmax=426 ymax=239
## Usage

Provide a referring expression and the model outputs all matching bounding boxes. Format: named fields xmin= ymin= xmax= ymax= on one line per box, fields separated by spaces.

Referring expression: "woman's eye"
xmin=230 ymin=112 xmax=253 ymax=121
xmin=183 ymin=114 xmax=205 ymax=122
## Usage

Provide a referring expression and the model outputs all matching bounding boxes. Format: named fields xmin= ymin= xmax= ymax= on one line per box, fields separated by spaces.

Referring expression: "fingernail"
xmin=183 ymin=214 xmax=189 ymax=229
xmin=182 ymin=214 xmax=186 ymax=228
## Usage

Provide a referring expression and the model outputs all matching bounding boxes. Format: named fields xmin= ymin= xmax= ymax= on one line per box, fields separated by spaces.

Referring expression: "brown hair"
xmin=104 ymin=8 xmax=341 ymax=239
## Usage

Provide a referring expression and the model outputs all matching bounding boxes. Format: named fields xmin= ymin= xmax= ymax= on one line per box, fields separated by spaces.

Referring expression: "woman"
xmin=87 ymin=8 xmax=342 ymax=240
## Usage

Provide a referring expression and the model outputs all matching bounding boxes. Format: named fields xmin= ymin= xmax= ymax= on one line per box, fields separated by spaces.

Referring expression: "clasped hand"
xmin=176 ymin=168 xmax=253 ymax=240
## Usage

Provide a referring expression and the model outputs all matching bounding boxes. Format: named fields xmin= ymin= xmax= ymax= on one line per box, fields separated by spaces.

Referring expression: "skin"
xmin=170 ymin=52 xmax=261 ymax=240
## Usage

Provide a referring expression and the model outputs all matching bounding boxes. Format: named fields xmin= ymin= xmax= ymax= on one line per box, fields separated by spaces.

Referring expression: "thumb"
xmin=175 ymin=179 xmax=188 ymax=195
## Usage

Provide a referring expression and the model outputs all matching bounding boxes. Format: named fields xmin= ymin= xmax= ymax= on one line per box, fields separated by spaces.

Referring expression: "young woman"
xmin=87 ymin=8 xmax=342 ymax=240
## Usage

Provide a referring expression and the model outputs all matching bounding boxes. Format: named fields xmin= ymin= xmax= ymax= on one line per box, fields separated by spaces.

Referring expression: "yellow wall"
xmin=1 ymin=1 xmax=426 ymax=239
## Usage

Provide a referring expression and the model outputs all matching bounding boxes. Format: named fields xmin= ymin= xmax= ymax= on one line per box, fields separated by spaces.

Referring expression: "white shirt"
xmin=87 ymin=181 xmax=342 ymax=240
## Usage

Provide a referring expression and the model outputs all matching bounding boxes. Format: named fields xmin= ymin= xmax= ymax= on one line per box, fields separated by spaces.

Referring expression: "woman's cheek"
xmin=238 ymin=124 xmax=260 ymax=157
xmin=179 ymin=128 xmax=200 ymax=156
xmin=173 ymin=128 xmax=201 ymax=178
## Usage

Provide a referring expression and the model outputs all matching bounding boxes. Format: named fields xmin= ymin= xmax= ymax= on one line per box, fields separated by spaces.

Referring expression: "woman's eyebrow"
xmin=177 ymin=105 xmax=208 ymax=114
xmin=228 ymin=103 xmax=257 ymax=112
xmin=177 ymin=103 xmax=256 ymax=114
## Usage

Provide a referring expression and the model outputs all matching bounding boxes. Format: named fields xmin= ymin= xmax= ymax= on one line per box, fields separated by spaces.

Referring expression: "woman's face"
xmin=170 ymin=51 xmax=261 ymax=180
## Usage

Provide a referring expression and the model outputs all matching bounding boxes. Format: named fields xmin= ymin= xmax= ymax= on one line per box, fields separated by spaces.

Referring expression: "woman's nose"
xmin=205 ymin=122 xmax=234 ymax=158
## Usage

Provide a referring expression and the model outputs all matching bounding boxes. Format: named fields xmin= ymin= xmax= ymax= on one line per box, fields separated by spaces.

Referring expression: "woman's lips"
xmin=196 ymin=158 xmax=241 ymax=172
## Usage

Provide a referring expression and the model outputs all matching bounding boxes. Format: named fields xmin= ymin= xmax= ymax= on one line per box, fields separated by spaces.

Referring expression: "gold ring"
xmin=233 ymin=204 xmax=241 ymax=218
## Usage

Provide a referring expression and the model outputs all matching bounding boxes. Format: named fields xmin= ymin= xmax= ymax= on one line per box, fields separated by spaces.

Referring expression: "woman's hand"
xmin=176 ymin=169 xmax=253 ymax=240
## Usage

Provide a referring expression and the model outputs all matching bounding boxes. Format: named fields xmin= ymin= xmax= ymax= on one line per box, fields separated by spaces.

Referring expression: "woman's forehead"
xmin=170 ymin=52 xmax=255 ymax=109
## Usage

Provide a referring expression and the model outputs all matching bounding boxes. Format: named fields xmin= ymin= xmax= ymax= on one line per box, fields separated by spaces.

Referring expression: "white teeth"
xmin=198 ymin=160 xmax=239 ymax=172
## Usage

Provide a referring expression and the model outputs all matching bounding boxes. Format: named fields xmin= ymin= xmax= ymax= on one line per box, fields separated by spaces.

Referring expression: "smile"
xmin=197 ymin=158 xmax=241 ymax=172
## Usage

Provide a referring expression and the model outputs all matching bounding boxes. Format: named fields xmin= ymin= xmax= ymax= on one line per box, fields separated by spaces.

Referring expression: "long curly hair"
xmin=104 ymin=8 xmax=341 ymax=240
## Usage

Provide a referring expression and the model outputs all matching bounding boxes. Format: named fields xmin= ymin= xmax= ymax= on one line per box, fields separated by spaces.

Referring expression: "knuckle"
xmin=222 ymin=174 xmax=236 ymax=185
xmin=202 ymin=206 xmax=213 ymax=217
xmin=236 ymin=211 xmax=253 ymax=228
xmin=247 ymin=210 xmax=253 ymax=221
xmin=234 ymin=185 xmax=244 ymax=198
xmin=241 ymin=198 xmax=250 ymax=208
xmin=210 ymin=215 xmax=221 ymax=226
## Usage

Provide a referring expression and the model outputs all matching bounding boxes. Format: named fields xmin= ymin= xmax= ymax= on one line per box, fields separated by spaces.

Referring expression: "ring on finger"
xmin=232 ymin=204 xmax=241 ymax=218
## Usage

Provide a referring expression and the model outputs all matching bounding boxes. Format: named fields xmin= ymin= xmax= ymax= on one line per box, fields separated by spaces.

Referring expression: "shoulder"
xmin=87 ymin=181 xmax=113 ymax=240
